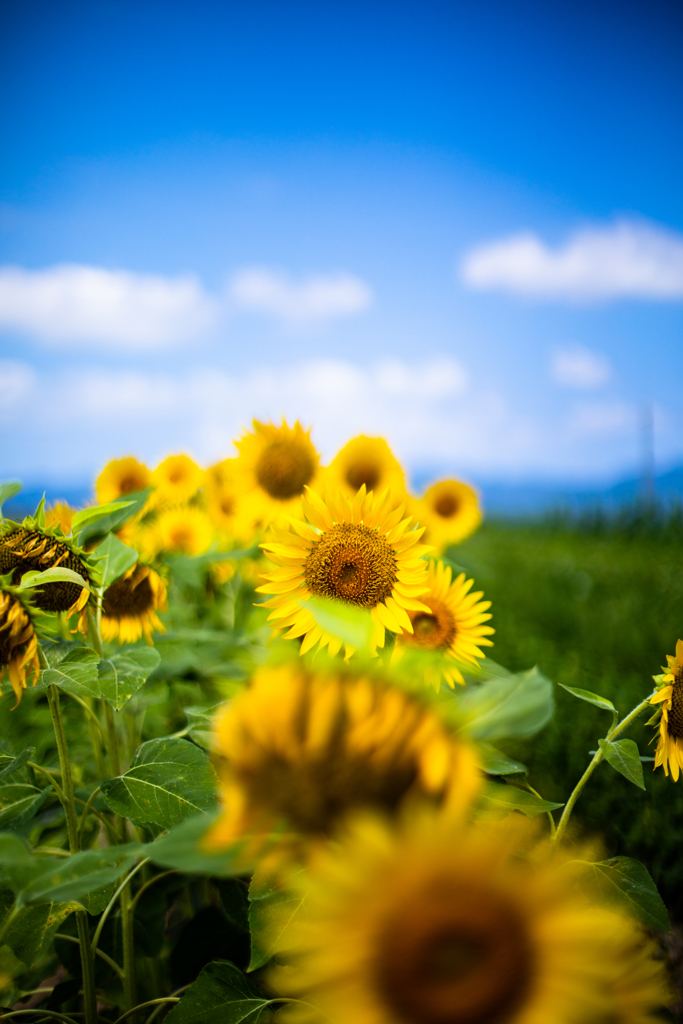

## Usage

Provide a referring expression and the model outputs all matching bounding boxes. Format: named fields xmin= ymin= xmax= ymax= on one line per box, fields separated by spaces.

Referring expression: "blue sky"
xmin=1 ymin=0 xmax=682 ymax=491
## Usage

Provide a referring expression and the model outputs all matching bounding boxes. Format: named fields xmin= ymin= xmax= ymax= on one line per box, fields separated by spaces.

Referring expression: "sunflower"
xmin=0 ymin=587 xmax=40 ymax=708
xmin=45 ymin=501 xmax=76 ymax=534
xmin=205 ymin=663 xmax=481 ymax=859
xmin=204 ymin=457 xmax=240 ymax=494
xmin=234 ymin=419 xmax=321 ymax=530
xmin=101 ymin=564 xmax=167 ymax=644
xmin=395 ymin=560 xmax=494 ymax=689
xmin=325 ymin=435 xmax=406 ymax=501
xmin=649 ymin=639 xmax=683 ymax=780
xmin=0 ymin=526 xmax=90 ymax=619
xmin=258 ymin=486 xmax=431 ymax=655
xmin=96 ymin=456 xmax=152 ymax=505
xmin=155 ymin=506 xmax=213 ymax=556
xmin=152 ymin=454 xmax=204 ymax=506
xmin=268 ymin=810 xmax=669 ymax=1024
xmin=412 ymin=479 xmax=482 ymax=551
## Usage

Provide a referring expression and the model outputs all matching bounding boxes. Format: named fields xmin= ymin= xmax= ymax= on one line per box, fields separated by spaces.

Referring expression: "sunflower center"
xmin=405 ymin=599 xmax=457 ymax=650
xmin=0 ymin=530 xmax=88 ymax=613
xmin=346 ymin=461 xmax=380 ymax=492
xmin=375 ymin=887 xmax=532 ymax=1024
xmin=103 ymin=567 xmax=154 ymax=618
xmin=304 ymin=523 xmax=397 ymax=607
xmin=118 ymin=474 xmax=144 ymax=495
xmin=219 ymin=496 xmax=235 ymax=516
xmin=668 ymin=671 xmax=683 ymax=738
xmin=434 ymin=494 xmax=459 ymax=518
xmin=256 ymin=439 xmax=316 ymax=500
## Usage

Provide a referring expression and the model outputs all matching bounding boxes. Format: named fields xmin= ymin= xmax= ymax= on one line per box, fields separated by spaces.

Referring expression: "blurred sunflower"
xmin=205 ymin=663 xmax=481 ymax=858
xmin=395 ymin=560 xmax=494 ymax=689
xmin=258 ymin=485 xmax=431 ymax=654
xmin=155 ymin=506 xmax=213 ymax=556
xmin=325 ymin=435 xmax=406 ymax=500
xmin=0 ymin=525 xmax=91 ymax=622
xmin=268 ymin=810 xmax=669 ymax=1024
xmin=235 ymin=419 xmax=321 ymax=529
xmin=96 ymin=456 xmax=152 ymax=505
xmin=101 ymin=564 xmax=167 ymax=644
xmin=413 ymin=479 xmax=482 ymax=550
xmin=153 ymin=454 xmax=204 ymax=505
xmin=45 ymin=501 xmax=76 ymax=534
xmin=649 ymin=639 xmax=683 ymax=780
xmin=204 ymin=457 xmax=240 ymax=494
xmin=0 ymin=587 xmax=40 ymax=707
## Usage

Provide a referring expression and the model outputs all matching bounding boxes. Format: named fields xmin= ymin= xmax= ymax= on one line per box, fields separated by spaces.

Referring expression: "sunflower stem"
xmin=46 ymin=684 xmax=98 ymax=1024
xmin=553 ymin=691 xmax=656 ymax=845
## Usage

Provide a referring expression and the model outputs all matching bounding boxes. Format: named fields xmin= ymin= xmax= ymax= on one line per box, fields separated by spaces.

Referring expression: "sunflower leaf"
xmin=0 ymin=748 xmax=35 ymax=782
xmin=598 ymin=738 xmax=646 ymax=790
xmin=457 ymin=667 xmax=554 ymax=741
xmin=95 ymin=533 xmax=139 ymax=588
xmin=0 ymin=782 xmax=51 ymax=830
xmin=479 ymin=744 xmax=527 ymax=775
xmin=38 ymin=647 xmax=101 ymax=700
xmin=304 ymin=597 xmax=374 ymax=652
xmin=73 ymin=488 xmax=153 ymax=546
xmin=147 ymin=812 xmax=251 ymax=876
xmin=248 ymin=867 xmax=308 ymax=971
xmin=0 ymin=481 xmax=21 ymax=516
xmin=164 ymin=960 xmax=271 ymax=1024
xmin=559 ymin=684 xmax=616 ymax=713
xmin=16 ymin=566 xmax=90 ymax=593
xmin=71 ymin=500 xmax=133 ymax=536
xmin=575 ymin=857 xmax=671 ymax=932
xmin=480 ymin=781 xmax=563 ymax=819
xmin=98 ymin=647 xmax=161 ymax=710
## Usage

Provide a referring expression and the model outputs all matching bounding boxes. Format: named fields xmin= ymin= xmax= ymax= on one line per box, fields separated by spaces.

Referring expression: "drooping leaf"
xmin=0 ymin=748 xmax=35 ymax=782
xmin=304 ymin=596 xmax=374 ymax=651
xmin=480 ymin=781 xmax=563 ymax=819
xmin=248 ymin=867 xmax=308 ymax=971
xmin=38 ymin=647 xmax=101 ymax=700
xmin=575 ymin=857 xmax=670 ymax=932
xmin=73 ymin=488 xmax=153 ymax=546
xmin=100 ymin=737 xmax=217 ymax=829
xmin=17 ymin=566 xmax=90 ymax=593
xmin=94 ymin=533 xmax=139 ymax=588
xmin=457 ymin=667 xmax=554 ymax=742
xmin=98 ymin=648 xmax=161 ymax=710
xmin=148 ymin=813 xmax=251 ymax=876
xmin=165 ymin=959 xmax=271 ymax=1024
xmin=479 ymin=744 xmax=527 ymax=776
xmin=559 ymin=684 xmax=617 ymax=713
xmin=598 ymin=739 xmax=646 ymax=790
xmin=0 ymin=782 xmax=51 ymax=830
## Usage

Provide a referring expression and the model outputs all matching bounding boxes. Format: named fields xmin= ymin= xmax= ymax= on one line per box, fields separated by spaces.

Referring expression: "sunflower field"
xmin=0 ymin=420 xmax=680 ymax=1024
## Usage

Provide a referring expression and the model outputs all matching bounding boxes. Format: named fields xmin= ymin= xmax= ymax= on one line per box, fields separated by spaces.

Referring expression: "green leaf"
xmin=166 ymin=551 xmax=244 ymax=590
xmin=183 ymin=705 xmax=222 ymax=750
xmin=98 ymin=648 xmax=161 ymax=710
xmin=0 ymin=481 xmax=21 ymax=516
xmin=2 ymin=902 xmax=53 ymax=965
xmin=304 ymin=596 xmax=374 ymax=651
xmin=17 ymin=566 xmax=90 ymax=593
xmin=559 ymin=684 xmax=616 ymax=713
xmin=481 ymin=781 xmax=563 ymax=819
xmin=248 ymin=868 xmax=308 ymax=971
xmin=165 ymin=959 xmax=271 ymax=1024
xmin=0 ymin=748 xmax=35 ymax=782
xmin=148 ymin=813 xmax=251 ymax=876
xmin=457 ymin=667 xmax=554 ymax=742
xmin=39 ymin=647 xmax=101 ymax=700
xmin=73 ymin=488 xmax=153 ymax=546
xmin=0 ymin=782 xmax=50 ymax=830
xmin=94 ymin=533 xmax=139 ymax=588
xmin=479 ymin=744 xmax=527 ymax=775
xmin=598 ymin=738 xmax=646 ymax=790
xmin=71 ymin=500 xmax=133 ymax=535
xmin=576 ymin=857 xmax=671 ymax=932
xmin=100 ymin=737 xmax=217 ymax=829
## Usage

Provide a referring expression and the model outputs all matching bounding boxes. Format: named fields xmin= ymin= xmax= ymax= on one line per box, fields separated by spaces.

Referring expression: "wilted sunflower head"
xmin=396 ymin=560 xmax=494 ymax=689
xmin=153 ymin=454 xmax=204 ymax=505
xmin=155 ymin=506 xmax=214 ymax=556
xmin=96 ymin=456 xmax=152 ymax=505
xmin=101 ymin=563 xmax=167 ymax=644
xmin=325 ymin=435 xmax=406 ymax=500
xmin=258 ymin=485 xmax=432 ymax=655
xmin=204 ymin=663 xmax=481 ymax=860
xmin=0 ymin=527 xmax=90 ymax=616
xmin=235 ymin=420 xmax=321 ymax=528
xmin=0 ymin=586 xmax=40 ymax=708
xmin=413 ymin=480 xmax=482 ymax=551
xmin=649 ymin=639 xmax=683 ymax=780
xmin=268 ymin=810 xmax=670 ymax=1024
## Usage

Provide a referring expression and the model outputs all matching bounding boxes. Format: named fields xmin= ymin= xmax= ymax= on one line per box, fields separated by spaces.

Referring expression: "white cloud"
xmin=0 ymin=264 xmax=218 ymax=349
xmin=230 ymin=267 xmax=373 ymax=325
xmin=461 ymin=219 xmax=683 ymax=301
xmin=568 ymin=401 xmax=635 ymax=436
xmin=0 ymin=360 xmax=35 ymax=409
xmin=551 ymin=346 xmax=611 ymax=389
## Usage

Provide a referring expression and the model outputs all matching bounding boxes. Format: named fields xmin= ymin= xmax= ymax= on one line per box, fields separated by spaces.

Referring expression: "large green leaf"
xmin=98 ymin=648 xmax=161 ymax=710
xmin=100 ymin=738 xmax=217 ymax=828
xmin=480 ymin=781 xmax=563 ymax=819
xmin=165 ymin=960 xmax=271 ymax=1024
xmin=0 ymin=748 xmax=35 ymax=782
xmin=559 ymin=684 xmax=616 ymax=713
xmin=148 ymin=813 xmax=251 ymax=876
xmin=305 ymin=596 xmax=374 ymax=651
xmin=456 ymin=667 xmax=554 ymax=741
xmin=183 ymin=705 xmax=222 ymax=750
xmin=38 ymin=647 xmax=101 ymax=699
xmin=575 ymin=857 xmax=670 ymax=932
xmin=94 ymin=533 xmax=139 ymax=588
xmin=2 ymin=901 xmax=53 ymax=965
xmin=74 ymin=488 xmax=153 ymax=546
xmin=248 ymin=868 xmax=308 ymax=971
xmin=16 ymin=565 xmax=90 ymax=594
xmin=598 ymin=738 xmax=646 ymax=790
xmin=0 ymin=781 xmax=50 ymax=830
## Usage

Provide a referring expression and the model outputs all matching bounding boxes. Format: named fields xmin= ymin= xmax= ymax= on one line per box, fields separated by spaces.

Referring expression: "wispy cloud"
xmin=461 ymin=220 xmax=683 ymax=301
xmin=551 ymin=346 xmax=611 ymax=389
xmin=229 ymin=268 xmax=373 ymax=325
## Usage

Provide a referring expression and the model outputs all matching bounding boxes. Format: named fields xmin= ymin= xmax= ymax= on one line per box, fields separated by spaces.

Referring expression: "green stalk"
xmin=553 ymin=691 xmax=655 ymax=845
xmin=46 ymin=683 xmax=98 ymax=1024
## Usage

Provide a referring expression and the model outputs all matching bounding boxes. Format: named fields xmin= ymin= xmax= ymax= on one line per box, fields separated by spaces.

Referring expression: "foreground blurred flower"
xmin=155 ymin=506 xmax=213 ymax=556
xmin=205 ymin=663 xmax=480 ymax=858
xmin=258 ymin=485 xmax=431 ymax=654
xmin=235 ymin=419 xmax=321 ymax=529
xmin=413 ymin=479 xmax=482 ymax=550
xmin=96 ymin=456 xmax=152 ymax=505
xmin=649 ymin=639 xmax=683 ymax=780
xmin=0 ymin=527 xmax=90 ymax=619
xmin=325 ymin=435 xmax=406 ymax=500
xmin=153 ymin=454 xmax=204 ymax=505
xmin=0 ymin=587 xmax=39 ymax=707
xmin=101 ymin=564 xmax=167 ymax=644
xmin=269 ymin=811 xmax=669 ymax=1024
xmin=396 ymin=560 xmax=494 ymax=689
